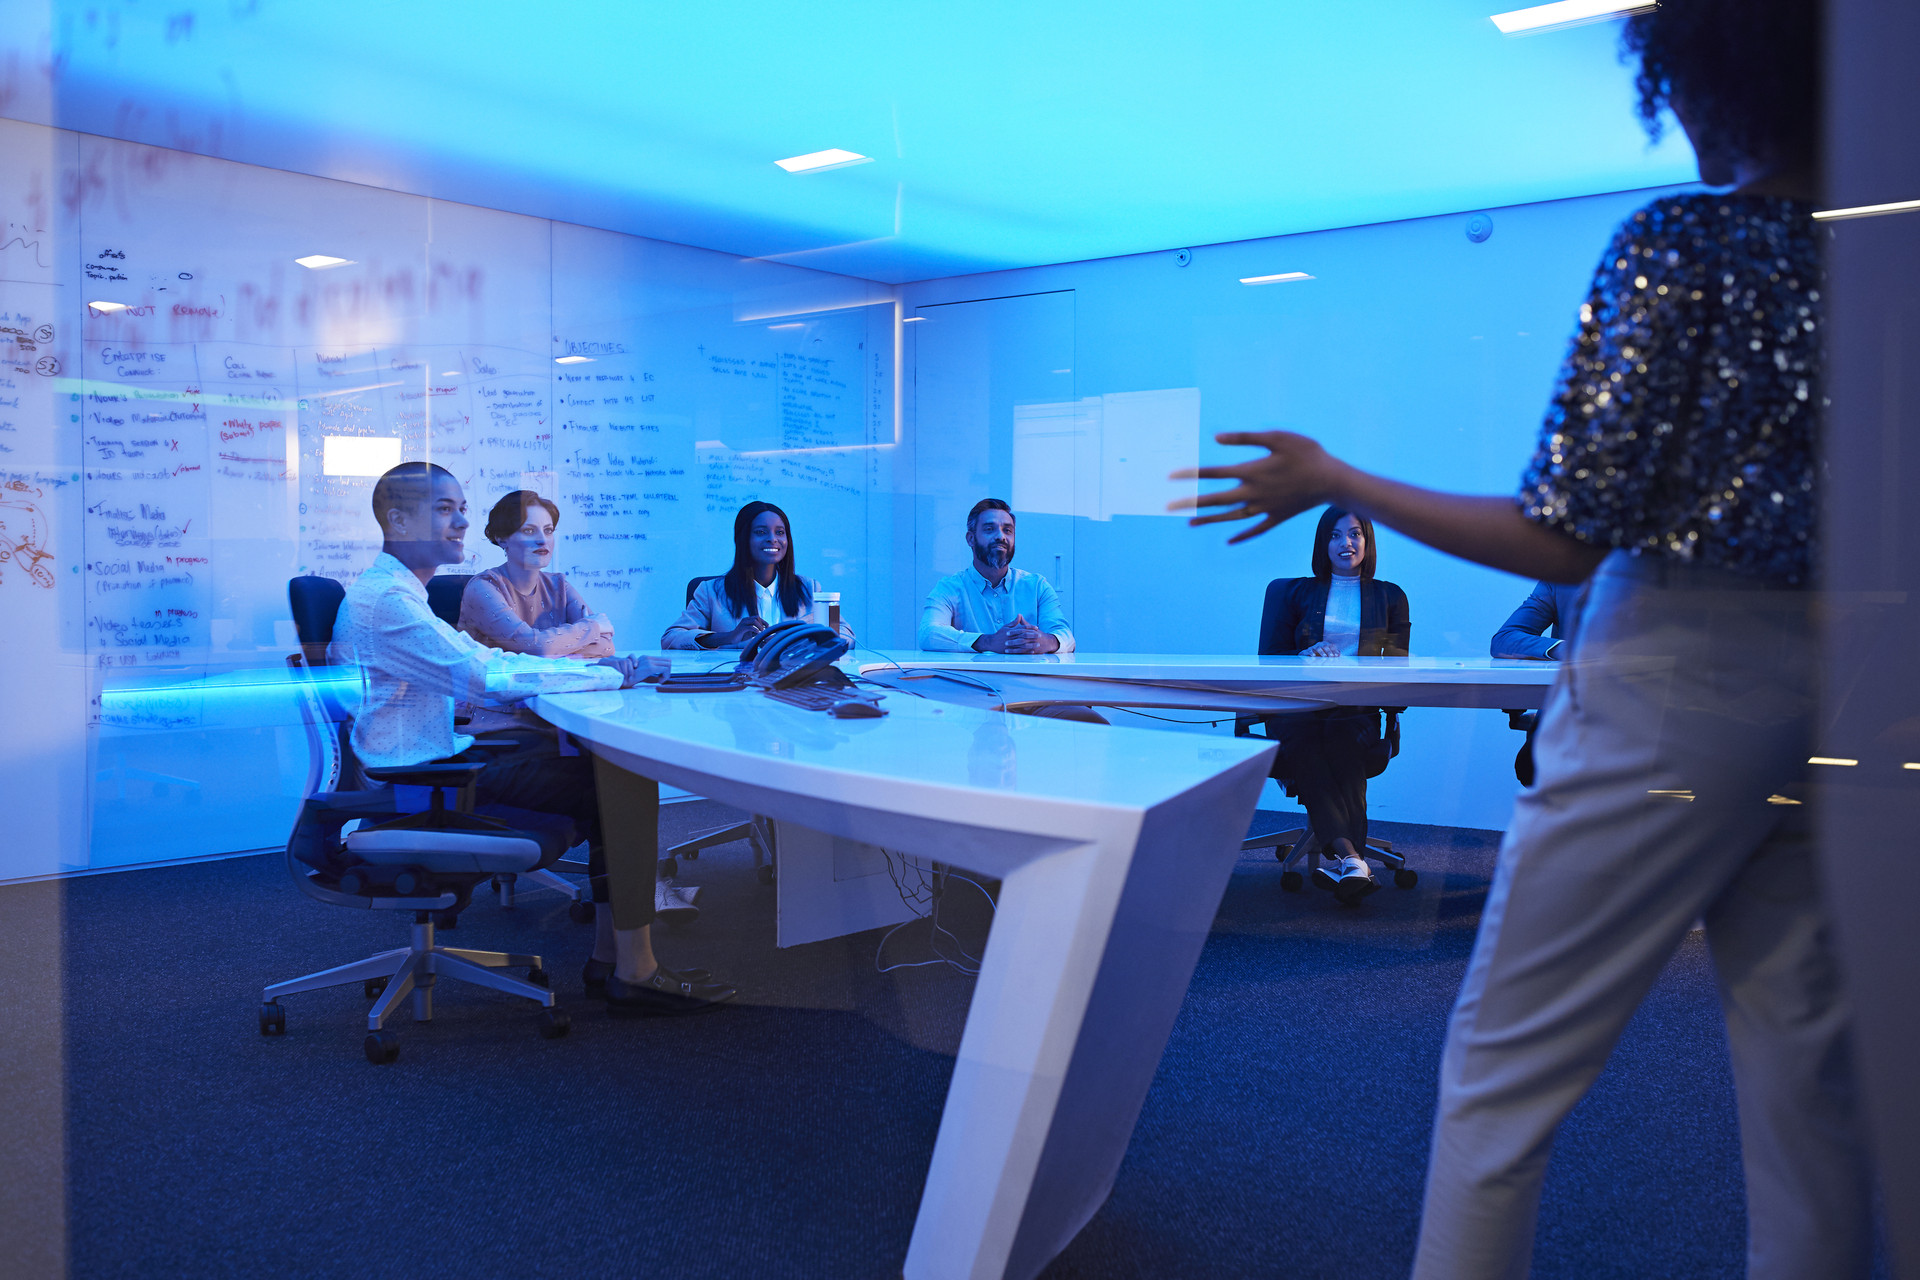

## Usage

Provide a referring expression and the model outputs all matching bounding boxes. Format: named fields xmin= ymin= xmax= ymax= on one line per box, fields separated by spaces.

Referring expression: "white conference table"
xmin=854 ymin=649 xmax=1562 ymax=714
xmin=534 ymin=678 xmax=1276 ymax=1280
xmin=534 ymin=650 xmax=1559 ymax=1280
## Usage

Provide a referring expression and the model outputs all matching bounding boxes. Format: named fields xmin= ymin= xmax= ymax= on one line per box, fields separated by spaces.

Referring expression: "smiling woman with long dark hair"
xmin=663 ymin=500 xmax=849 ymax=649
xmin=1256 ymin=505 xmax=1410 ymax=903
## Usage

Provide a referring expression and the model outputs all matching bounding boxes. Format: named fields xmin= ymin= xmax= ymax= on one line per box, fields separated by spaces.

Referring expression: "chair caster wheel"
xmin=259 ymin=1001 xmax=286 ymax=1036
xmin=569 ymin=900 xmax=595 ymax=924
xmin=364 ymin=1031 xmax=401 ymax=1065
xmin=364 ymin=978 xmax=388 ymax=999
xmin=1394 ymin=869 xmax=1418 ymax=889
xmin=526 ymin=967 xmax=550 ymax=988
xmin=538 ymin=1008 xmax=571 ymax=1040
xmin=1280 ymin=871 xmax=1304 ymax=893
xmin=681 ymin=848 xmax=700 ymax=860
xmin=756 ymin=865 xmax=775 ymax=886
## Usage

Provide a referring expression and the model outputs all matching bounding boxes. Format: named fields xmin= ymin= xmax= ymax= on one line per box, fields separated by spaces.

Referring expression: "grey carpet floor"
xmin=0 ymin=803 xmax=1828 ymax=1278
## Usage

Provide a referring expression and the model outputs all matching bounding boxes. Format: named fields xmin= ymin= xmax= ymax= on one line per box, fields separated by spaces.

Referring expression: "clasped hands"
xmin=1167 ymin=430 xmax=1342 ymax=543
xmin=973 ymin=614 xmax=1058 ymax=654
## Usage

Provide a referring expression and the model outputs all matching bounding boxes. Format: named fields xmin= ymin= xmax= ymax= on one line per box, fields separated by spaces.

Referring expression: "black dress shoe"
xmin=604 ymin=969 xmax=738 ymax=1015
xmin=582 ymin=958 xmax=711 ymax=989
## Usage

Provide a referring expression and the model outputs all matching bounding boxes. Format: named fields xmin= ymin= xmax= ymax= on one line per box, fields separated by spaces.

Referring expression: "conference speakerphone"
xmin=655 ymin=621 xmax=885 ymax=714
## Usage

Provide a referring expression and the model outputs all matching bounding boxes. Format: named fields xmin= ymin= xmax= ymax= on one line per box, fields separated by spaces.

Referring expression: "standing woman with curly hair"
xmin=1175 ymin=2 xmax=1868 ymax=1274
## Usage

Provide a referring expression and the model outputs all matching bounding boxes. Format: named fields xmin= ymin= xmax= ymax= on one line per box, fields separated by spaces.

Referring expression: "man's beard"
xmin=978 ymin=540 xmax=1013 ymax=570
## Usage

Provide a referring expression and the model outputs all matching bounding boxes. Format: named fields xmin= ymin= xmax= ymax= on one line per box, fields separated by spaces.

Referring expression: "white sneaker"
xmin=655 ymin=878 xmax=699 ymax=924
xmin=1332 ymin=854 xmax=1379 ymax=904
xmin=672 ymin=883 xmax=701 ymax=906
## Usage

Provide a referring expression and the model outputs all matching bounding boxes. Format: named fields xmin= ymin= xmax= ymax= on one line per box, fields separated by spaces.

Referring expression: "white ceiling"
xmin=6 ymin=0 xmax=1698 ymax=283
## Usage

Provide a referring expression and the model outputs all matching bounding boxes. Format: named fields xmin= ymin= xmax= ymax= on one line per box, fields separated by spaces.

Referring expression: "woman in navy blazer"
xmin=1257 ymin=506 xmax=1410 ymax=903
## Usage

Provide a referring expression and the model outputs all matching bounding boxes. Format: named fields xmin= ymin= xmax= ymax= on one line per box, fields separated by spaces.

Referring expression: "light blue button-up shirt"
xmin=917 ymin=564 xmax=1075 ymax=652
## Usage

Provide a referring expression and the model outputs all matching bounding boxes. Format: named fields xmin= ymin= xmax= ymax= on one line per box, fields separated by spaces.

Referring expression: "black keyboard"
xmin=762 ymin=684 xmax=879 ymax=712
xmin=656 ymin=672 xmax=749 ymax=693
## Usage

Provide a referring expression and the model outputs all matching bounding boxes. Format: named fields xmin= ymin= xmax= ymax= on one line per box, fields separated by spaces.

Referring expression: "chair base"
xmin=263 ymin=915 xmax=553 ymax=1030
xmin=1241 ymin=826 xmax=1410 ymax=884
xmin=493 ymin=864 xmax=591 ymax=910
xmin=664 ymin=815 xmax=775 ymax=873
xmin=659 ymin=815 xmax=777 ymax=887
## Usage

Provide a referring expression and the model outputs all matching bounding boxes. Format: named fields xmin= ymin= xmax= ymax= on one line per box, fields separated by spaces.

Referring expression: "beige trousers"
xmin=1413 ymin=552 xmax=1872 ymax=1280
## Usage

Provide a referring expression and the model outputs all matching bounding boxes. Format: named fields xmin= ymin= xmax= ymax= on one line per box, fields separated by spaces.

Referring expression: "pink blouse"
xmin=457 ymin=567 xmax=612 ymax=658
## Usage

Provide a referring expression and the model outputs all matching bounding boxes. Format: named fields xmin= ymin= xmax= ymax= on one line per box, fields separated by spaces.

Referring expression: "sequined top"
xmin=1517 ymin=194 xmax=1821 ymax=583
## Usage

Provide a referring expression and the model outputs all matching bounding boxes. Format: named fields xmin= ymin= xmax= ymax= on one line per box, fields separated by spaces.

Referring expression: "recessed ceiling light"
xmin=555 ymin=356 xmax=593 ymax=364
xmin=88 ymin=301 xmax=129 ymax=313
xmin=438 ymin=371 xmax=460 ymax=377
xmin=901 ymin=316 xmax=925 ymax=322
xmin=1808 ymin=756 xmax=1860 ymax=766
xmin=1813 ymin=197 xmax=1920 ymax=222
xmin=1240 ymin=272 xmax=1315 ymax=285
xmin=295 ymin=254 xmax=355 ymax=269
xmin=767 ymin=323 xmax=804 ymax=330
xmin=773 ymin=148 xmax=873 ymax=175
xmin=1489 ymin=0 xmax=1656 ymax=35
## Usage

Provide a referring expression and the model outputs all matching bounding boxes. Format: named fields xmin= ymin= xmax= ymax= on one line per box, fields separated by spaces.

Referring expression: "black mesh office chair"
xmin=663 ymin=573 xmax=778 ymax=884
xmin=265 ymin=576 xmax=581 ymax=1063
xmin=425 ymin=573 xmax=473 ymax=628
xmin=1234 ymin=579 xmax=1417 ymax=895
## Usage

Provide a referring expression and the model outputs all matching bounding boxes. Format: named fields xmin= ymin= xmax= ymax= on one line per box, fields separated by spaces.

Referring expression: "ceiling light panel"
xmin=294 ymin=254 xmax=354 ymax=269
xmin=773 ymin=148 xmax=873 ymax=175
xmin=88 ymin=301 xmax=129 ymax=313
xmin=1240 ymin=272 xmax=1315 ymax=285
xmin=554 ymin=356 xmax=593 ymax=364
xmin=1489 ymin=0 xmax=1657 ymax=36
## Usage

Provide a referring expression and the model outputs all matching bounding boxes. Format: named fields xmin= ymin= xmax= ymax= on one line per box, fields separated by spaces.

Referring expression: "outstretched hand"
xmin=1169 ymin=431 xmax=1345 ymax=544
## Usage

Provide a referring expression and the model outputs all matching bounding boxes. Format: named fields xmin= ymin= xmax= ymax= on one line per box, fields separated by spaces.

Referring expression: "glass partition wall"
xmin=7 ymin=21 xmax=1917 ymax=1274
xmin=900 ymin=186 xmax=1690 ymax=832
xmin=0 ymin=116 xmax=896 ymax=879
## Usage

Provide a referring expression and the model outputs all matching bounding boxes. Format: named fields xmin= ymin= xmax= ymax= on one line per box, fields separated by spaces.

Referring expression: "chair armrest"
xmin=361 ymin=761 xmax=487 ymax=788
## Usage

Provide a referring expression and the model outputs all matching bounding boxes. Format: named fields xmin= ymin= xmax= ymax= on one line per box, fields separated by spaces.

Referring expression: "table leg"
xmin=904 ymin=755 xmax=1270 ymax=1280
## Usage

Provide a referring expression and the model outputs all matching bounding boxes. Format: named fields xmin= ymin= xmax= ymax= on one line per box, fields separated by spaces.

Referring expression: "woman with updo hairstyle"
xmin=457 ymin=490 xmax=614 ymax=658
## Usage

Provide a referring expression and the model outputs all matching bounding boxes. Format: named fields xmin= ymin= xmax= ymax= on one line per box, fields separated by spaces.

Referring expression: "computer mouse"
xmin=829 ymin=700 xmax=886 ymax=719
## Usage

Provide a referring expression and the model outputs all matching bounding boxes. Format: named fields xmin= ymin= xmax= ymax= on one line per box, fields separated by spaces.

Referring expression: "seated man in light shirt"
xmin=917 ymin=499 xmax=1075 ymax=654
xmin=338 ymin=461 xmax=734 ymax=1015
